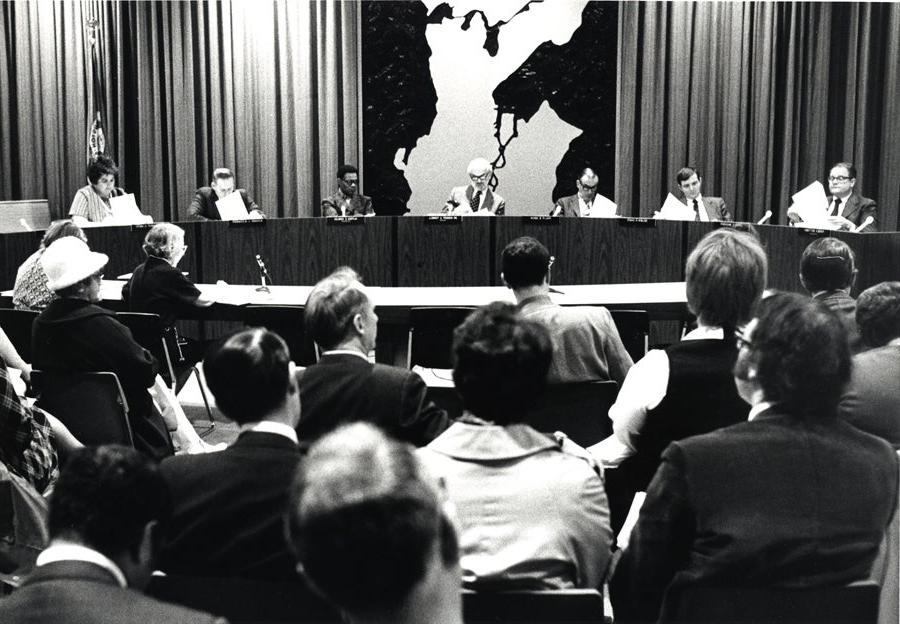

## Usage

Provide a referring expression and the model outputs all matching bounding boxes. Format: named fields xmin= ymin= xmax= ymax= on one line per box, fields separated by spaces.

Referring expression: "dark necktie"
xmin=832 ymin=197 xmax=842 ymax=217
xmin=470 ymin=190 xmax=482 ymax=212
xmin=693 ymin=199 xmax=700 ymax=222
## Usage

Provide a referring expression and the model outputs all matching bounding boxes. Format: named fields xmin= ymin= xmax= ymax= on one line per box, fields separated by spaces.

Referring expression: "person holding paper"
xmin=188 ymin=167 xmax=265 ymax=221
xmin=68 ymin=154 xmax=126 ymax=225
xmin=825 ymin=162 xmax=878 ymax=232
xmin=322 ymin=164 xmax=374 ymax=217
xmin=441 ymin=157 xmax=505 ymax=215
xmin=674 ymin=167 xmax=731 ymax=221
xmin=551 ymin=167 xmax=617 ymax=217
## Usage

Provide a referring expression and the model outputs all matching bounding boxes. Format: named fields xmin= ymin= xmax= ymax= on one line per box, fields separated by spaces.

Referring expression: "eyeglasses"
xmin=469 ymin=173 xmax=490 ymax=182
xmin=828 ymin=176 xmax=851 ymax=182
xmin=579 ymin=183 xmax=598 ymax=191
xmin=734 ymin=329 xmax=753 ymax=350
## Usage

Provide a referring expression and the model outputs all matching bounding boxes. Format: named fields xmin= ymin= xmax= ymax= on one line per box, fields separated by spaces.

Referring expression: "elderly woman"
xmin=68 ymin=154 xmax=125 ymax=225
xmin=419 ymin=302 xmax=612 ymax=590
xmin=13 ymin=220 xmax=87 ymax=311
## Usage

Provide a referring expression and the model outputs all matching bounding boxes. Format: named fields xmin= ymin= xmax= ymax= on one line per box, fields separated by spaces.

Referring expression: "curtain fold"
xmin=617 ymin=1 xmax=900 ymax=230
xmin=0 ymin=0 xmax=358 ymax=221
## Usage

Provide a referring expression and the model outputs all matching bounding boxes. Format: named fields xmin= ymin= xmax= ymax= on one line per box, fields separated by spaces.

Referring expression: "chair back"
xmin=462 ymin=589 xmax=604 ymax=623
xmin=243 ymin=305 xmax=318 ymax=365
xmin=0 ymin=308 xmax=39 ymax=363
xmin=407 ymin=307 xmax=475 ymax=369
xmin=32 ymin=370 xmax=133 ymax=447
xmin=609 ymin=309 xmax=650 ymax=361
xmin=115 ymin=312 xmax=177 ymax=387
xmin=525 ymin=381 xmax=618 ymax=447
xmin=662 ymin=581 xmax=880 ymax=623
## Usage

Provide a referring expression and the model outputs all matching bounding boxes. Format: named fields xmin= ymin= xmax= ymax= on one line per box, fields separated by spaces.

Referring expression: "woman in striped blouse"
xmin=68 ymin=154 xmax=124 ymax=226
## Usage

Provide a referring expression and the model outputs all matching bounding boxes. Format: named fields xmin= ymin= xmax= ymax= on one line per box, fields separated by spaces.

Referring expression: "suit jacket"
xmin=158 ymin=431 xmax=301 ymax=580
xmin=552 ymin=194 xmax=617 ymax=218
xmin=829 ymin=192 xmax=878 ymax=232
xmin=814 ymin=290 xmax=863 ymax=354
xmin=297 ymin=353 xmax=450 ymax=446
xmin=188 ymin=187 xmax=263 ymax=221
xmin=321 ymin=190 xmax=373 ymax=216
xmin=0 ymin=560 xmax=225 ymax=623
xmin=442 ymin=185 xmax=505 ymax=215
xmin=682 ymin=196 xmax=731 ymax=221
xmin=611 ymin=408 xmax=899 ymax=623
xmin=839 ymin=345 xmax=900 ymax=447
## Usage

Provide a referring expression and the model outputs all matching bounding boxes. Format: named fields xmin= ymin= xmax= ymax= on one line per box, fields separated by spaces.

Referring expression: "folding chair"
xmin=407 ymin=307 xmax=475 ymax=369
xmin=243 ymin=305 xmax=318 ymax=366
xmin=525 ymin=380 xmax=618 ymax=447
xmin=0 ymin=308 xmax=38 ymax=363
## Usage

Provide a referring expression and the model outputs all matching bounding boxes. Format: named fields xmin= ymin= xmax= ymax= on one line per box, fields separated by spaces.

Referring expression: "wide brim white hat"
xmin=41 ymin=237 xmax=109 ymax=292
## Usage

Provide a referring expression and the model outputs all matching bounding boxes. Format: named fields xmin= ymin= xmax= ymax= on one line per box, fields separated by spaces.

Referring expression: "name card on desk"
xmin=425 ymin=215 xmax=461 ymax=224
xmin=796 ymin=226 xmax=828 ymax=237
xmin=618 ymin=217 xmax=656 ymax=227
xmin=327 ymin=216 xmax=364 ymax=225
xmin=228 ymin=219 xmax=266 ymax=228
xmin=129 ymin=223 xmax=154 ymax=231
xmin=522 ymin=216 xmax=560 ymax=224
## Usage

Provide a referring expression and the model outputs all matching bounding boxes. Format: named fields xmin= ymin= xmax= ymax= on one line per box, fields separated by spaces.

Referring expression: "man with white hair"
xmin=442 ymin=157 xmax=506 ymax=215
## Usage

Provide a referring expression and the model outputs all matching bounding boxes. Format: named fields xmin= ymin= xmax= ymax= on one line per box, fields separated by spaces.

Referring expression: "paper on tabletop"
xmin=215 ymin=192 xmax=250 ymax=221
xmin=110 ymin=194 xmax=150 ymax=225
xmin=788 ymin=181 xmax=830 ymax=227
xmin=587 ymin=194 xmax=618 ymax=218
xmin=656 ymin=193 xmax=695 ymax=220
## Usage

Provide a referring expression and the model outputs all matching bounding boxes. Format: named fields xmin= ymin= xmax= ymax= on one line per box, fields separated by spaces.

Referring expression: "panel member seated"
xmin=322 ymin=164 xmax=374 ymax=216
xmin=825 ymin=161 xmax=878 ymax=232
xmin=297 ymin=267 xmax=449 ymax=446
xmin=68 ymin=154 xmax=126 ymax=226
xmin=501 ymin=236 xmax=632 ymax=384
xmin=188 ymin=167 xmax=265 ymax=221
xmin=551 ymin=167 xmax=616 ymax=217
xmin=441 ymin=157 xmax=505 ymax=215
xmin=675 ymin=166 xmax=731 ymax=221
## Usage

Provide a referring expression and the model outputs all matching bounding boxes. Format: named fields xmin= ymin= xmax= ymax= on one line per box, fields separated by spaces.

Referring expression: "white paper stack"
xmin=587 ymin=194 xmax=618 ymax=218
xmin=655 ymin=193 xmax=695 ymax=221
xmin=215 ymin=192 xmax=250 ymax=221
xmin=788 ymin=181 xmax=830 ymax=228
xmin=110 ymin=193 xmax=152 ymax=225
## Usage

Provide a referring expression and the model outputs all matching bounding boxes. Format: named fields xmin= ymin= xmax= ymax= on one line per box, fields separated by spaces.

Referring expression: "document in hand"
xmin=215 ymin=191 xmax=250 ymax=221
xmin=655 ymin=193 xmax=695 ymax=220
xmin=110 ymin=193 xmax=151 ymax=225
xmin=588 ymin=194 xmax=618 ymax=218
xmin=788 ymin=181 xmax=830 ymax=227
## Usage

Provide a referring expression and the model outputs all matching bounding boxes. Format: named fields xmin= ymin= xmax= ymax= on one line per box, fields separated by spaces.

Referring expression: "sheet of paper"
xmin=656 ymin=193 xmax=695 ymax=221
xmin=788 ymin=181 xmax=830 ymax=227
xmin=110 ymin=193 xmax=148 ymax=224
xmin=587 ymin=194 xmax=618 ymax=218
xmin=215 ymin=192 xmax=249 ymax=221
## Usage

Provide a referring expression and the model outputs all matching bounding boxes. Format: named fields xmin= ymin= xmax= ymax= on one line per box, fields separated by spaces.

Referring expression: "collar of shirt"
xmin=238 ymin=420 xmax=299 ymax=444
xmin=683 ymin=325 xmax=724 ymax=340
xmin=36 ymin=541 xmax=128 ymax=588
xmin=321 ymin=349 xmax=369 ymax=362
xmin=578 ymin=195 xmax=595 ymax=216
xmin=748 ymin=400 xmax=776 ymax=422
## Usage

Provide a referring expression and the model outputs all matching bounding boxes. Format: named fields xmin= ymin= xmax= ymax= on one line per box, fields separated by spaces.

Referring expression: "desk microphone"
xmin=757 ymin=210 xmax=772 ymax=225
xmin=550 ymin=205 xmax=563 ymax=217
xmin=853 ymin=216 xmax=874 ymax=233
xmin=255 ymin=254 xmax=272 ymax=292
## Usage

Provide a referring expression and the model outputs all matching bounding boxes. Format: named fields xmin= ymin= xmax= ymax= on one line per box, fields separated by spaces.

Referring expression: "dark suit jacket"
xmin=321 ymin=190 xmax=373 ymax=216
xmin=158 ymin=431 xmax=301 ymax=580
xmin=297 ymin=353 xmax=450 ymax=446
xmin=682 ymin=196 xmax=731 ymax=221
xmin=0 ymin=560 xmax=225 ymax=623
xmin=829 ymin=192 xmax=878 ymax=232
xmin=611 ymin=409 xmax=899 ymax=623
xmin=188 ymin=187 xmax=263 ymax=221
xmin=814 ymin=290 xmax=863 ymax=354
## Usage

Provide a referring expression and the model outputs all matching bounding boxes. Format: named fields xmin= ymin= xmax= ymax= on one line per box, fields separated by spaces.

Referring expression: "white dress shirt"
xmin=36 ymin=541 xmax=128 ymax=587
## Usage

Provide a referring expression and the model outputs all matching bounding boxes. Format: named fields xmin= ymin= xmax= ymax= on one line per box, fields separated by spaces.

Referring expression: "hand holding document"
xmin=110 ymin=193 xmax=152 ymax=225
xmin=655 ymin=193 xmax=695 ymax=221
xmin=216 ymin=192 xmax=251 ymax=221
xmin=787 ymin=181 xmax=830 ymax=228
xmin=587 ymin=194 xmax=618 ymax=218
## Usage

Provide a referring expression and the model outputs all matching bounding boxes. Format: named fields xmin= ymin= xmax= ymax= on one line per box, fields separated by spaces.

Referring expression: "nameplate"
xmin=797 ymin=226 xmax=828 ymax=237
xmin=228 ymin=219 xmax=266 ymax=228
xmin=129 ymin=223 xmax=154 ymax=232
xmin=426 ymin=215 xmax=461 ymax=224
xmin=618 ymin=217 xmax=656 ymax=228
xmin=522 ymin=216 xmax=559 ymax=224
xmin=326 ymin=216 xmax=365 ymax=226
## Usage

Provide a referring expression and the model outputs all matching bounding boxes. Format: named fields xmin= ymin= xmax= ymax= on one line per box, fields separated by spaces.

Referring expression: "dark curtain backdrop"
xmin=617 ymin=1 xmax=900 ymax=229
xmin=0 ymin=0 xmax=358 ymax=221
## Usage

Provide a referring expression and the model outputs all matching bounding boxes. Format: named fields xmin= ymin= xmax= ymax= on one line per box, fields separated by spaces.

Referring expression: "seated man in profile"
xmin=286 ymin=422 xmax=463 ymax=624
xmin=188 ymin=167 xmax=265 ymax=220
xmin=501 ymin=236 xmax=632 ymax=384
xmin=322 ymin=164 xmax=373 ymax=216
xmin=551 ymin=167 xmax=616 ymax=217
xmin=611 ymin=293 xmax=899 ymax=623
xmin=442 ymin=157 xmax=505 ymax=215
xmin=675 ymin=166 xmax=731 ymax=221
xmin=839 ymin=281 xmax=900 ymax=447
xmin=799 ymin=237 xmax=862 ymax=352
xmin=0 ymin=446 xmax=224 ymax=624
xmin=158 ymin=328 xmax=302 ymax=580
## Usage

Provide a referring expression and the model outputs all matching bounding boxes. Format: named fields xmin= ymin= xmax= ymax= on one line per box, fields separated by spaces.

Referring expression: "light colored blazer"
xmin=442 ymin=185 xmax=505 ymax=215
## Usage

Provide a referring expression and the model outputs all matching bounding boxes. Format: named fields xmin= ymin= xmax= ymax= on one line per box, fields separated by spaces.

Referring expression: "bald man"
xmin=551 ymin=167 xmax=616 ymax=217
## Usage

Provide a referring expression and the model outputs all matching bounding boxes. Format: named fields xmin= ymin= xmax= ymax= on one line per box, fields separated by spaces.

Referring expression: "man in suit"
xmin=188 ymin=167 xmax=265 ymax=221
xmin=322 ymin=164 xmax=374 ymax=216
xmin=501 ymin=235 xmax=632 ymax=384
xmin=286 ymin=422 xmax=464 ymax=624
xmin=551 ymin=167 xmax=616 ymax=217
xmin=158 ymin=327 xmax=302 ymax=580
xmin=611 ymin=293 xmax=899 ymax=623
xmin=825 ymin=161 xmax=878 ymax=232
xmin=676 ymin=166 xmax=731 ymax=221
xmin=799 ymin=237 xmax=863 ymax=353
xmin=297 ymin=267 xmax=449 ymax=446
xmin=0 ymin=445 xmax=224 ymax=624
xmin=442 ymin=157 xmax=505 ymax=215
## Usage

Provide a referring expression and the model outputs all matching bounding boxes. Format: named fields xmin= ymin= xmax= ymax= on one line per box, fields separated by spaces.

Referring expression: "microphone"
xmin=853 ymin=216 xmax=874 ymax=233
xmin=550 ymin=204 xmax=562 ymax=217
xmin=756 ymin=210 xmax=772 ymax=225
xmin=255 ymin=254 xmax=272 ymax=292
xmin=18 ymin=218 xmax=32 ymax=231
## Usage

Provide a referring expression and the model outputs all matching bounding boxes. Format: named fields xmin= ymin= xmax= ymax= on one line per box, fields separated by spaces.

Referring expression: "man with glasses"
xmin=675 ymin=166 xmax=731 ymax=222
xmin=322 ymin=164 xmax=374 ymax=217
xmin=825 ymin=162 xmax=878 ymax=232
xmin=551 ymin=167 xmax=617 ymax=217
xmin=442 ymin=157 xmax=505 ymax=215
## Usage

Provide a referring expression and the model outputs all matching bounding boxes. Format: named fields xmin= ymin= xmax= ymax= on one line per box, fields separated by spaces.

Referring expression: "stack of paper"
xmin=110 ymin=193 xmax=152 ymax=225
xmin=587 ymin=194 xmax=618 ymax=218
xmin=215 ymin=192 xmax=251 ymax=221
xmin=788 ymin=181 xmax=830 ymax=228
xmin=655 ymin=193 xmax=695 ymax=221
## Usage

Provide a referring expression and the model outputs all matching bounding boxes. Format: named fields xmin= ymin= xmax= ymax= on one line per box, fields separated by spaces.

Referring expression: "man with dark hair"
xmin=322 ymin=164 xmax=374 ymax=216
xmin=158 ymin=328 xmax=302 ymax=580
xmin=826 ymin=161 xmax=878 ymax=232
xmin=612 ymin=293 xmax=899 ymax=623
xmin=286 ymin=421 xmax=463 ymax=624
xmin=420 ymin=302 xmax=612 ymax=589
xmin=0 ymin=445 xmax=224 ymax=623
xmin=297 ymin=268 xmax=448 ymax=446
xmin=501 ymin=236 xmax=632 ymax=384
xmin=675 ymin=166 xmax=731 ymax=221
xmin=839 ymin=281 xmax=900 ymax=446
xmin=551 ymin=167 xmax=617 ymax=217
xmin=188 ymin=167 xmax=265 ymax=221
xmin=799 ymin=236 xmax=862 ymax=352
